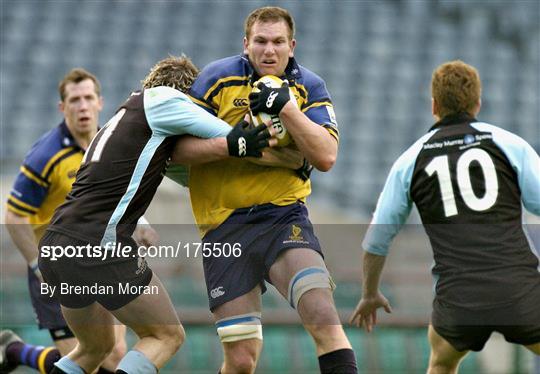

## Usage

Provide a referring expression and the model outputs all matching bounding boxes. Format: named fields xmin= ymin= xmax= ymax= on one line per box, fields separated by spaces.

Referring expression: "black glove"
xmin=249 ymin=81 xmax=290 ymax=115
xmin=296 ymin=159 xmax=313 ymax=181
xmin=226 ymin=120 xmax=270 ymax=158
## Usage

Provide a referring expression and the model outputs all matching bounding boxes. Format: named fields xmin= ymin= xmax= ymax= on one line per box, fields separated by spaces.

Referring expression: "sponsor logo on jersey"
xmin=464 ymin=134 xmax=475 ymax=145
xmin=210 ymin=286 xmax=225 ymax=298
xmin=233 ymin=98 xmax=248 ymax=107
xmin=266 ymin=91 xmax=278 ymax=108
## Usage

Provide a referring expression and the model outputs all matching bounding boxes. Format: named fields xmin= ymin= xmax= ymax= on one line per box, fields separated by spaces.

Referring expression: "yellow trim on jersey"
xmin=6 ymin=203 xmax=34 ymax=217
xmin=294 ymin=83 xmax=308 ymax=100
xmin=8 ymin=195 xmax=39 ymax=213
xmin=20 ymin=166 xmax=49 ymax=187
xmin=188 ymin=94 xmax=214 ymax=110
xmin=42 ymin=147 xmax=76 ymax=180
xmin=38 ymin=347 xmax=55 ymax=374
xmin=204 ymin=75 xmax=250 ymax=101
xmin=302 ymin=101 xmax=333 ymax=112
xmin=325 ymin=127 xmax=339 ymax=143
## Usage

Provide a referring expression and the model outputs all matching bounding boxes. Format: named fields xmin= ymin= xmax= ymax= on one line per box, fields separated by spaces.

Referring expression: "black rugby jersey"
xmin=48 ymin=87 xmax=230 ymax=246
xmin=363 ymin=114 xmax=540 ymax=309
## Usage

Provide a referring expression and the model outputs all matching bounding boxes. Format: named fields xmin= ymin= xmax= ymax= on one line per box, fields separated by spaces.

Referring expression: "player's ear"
xmin=431 ymin=98 xmax=437 ymax=117
xmin=58 ymin=101 xmax=65 ymax=114
xmin=97 ymin=96 xmax=104 ymax=111
xmin=289 ymin=39 xmax=296 ymax=58
xmin=243 ymin=37 xmax=249 ymax=54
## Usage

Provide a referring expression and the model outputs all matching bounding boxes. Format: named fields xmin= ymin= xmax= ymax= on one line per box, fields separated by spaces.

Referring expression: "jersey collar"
xmin=243 ymin=54 xmax=302 ymax=85
xmin=59 ymin=121 xmax=86 ymax=151
xmin=429 ymin=113 xmax=477 ymax=131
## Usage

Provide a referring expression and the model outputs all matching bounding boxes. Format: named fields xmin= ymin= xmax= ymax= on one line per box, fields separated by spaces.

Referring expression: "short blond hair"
xmin=58 ymin=68 xmax=101 ymax=102
xmin=431 ymin=60 xmax=481 ymax=119
xmin=142 ymin=55 xmax=199 ymax=93
xmin=244 ymin=6 xmax=295 ymax=40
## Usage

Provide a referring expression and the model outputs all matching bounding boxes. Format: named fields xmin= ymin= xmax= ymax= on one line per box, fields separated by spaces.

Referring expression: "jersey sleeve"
xmin=301 ymin=77 xmax=339 ymax=141
xmin=144 ymin=87 xmax=231 ymax=138
xmin=362 ymin=131 xmax=436 ymax=255
xmin=473 ymin=123 xmax=540 ymax=215
xmin=7 ymin=157 xmax=51 ymax=217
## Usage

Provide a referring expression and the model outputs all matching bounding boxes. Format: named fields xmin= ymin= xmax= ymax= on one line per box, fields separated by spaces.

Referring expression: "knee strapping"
xmin=216 ymin=312 xmax=262 ymax=343
xmin=287 ymin=266 xmax=336 ymax=309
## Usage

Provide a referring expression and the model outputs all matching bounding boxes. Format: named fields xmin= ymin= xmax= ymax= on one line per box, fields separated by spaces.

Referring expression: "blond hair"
xmin=431 ymin=60 xmax=481 ymax=118
xmin=244 ymin=6 xmax=295 ymax=40
xmin=142 ymin=55 xmax=199 ymax=93
xmin=58 ymin=68 xmax=101 ymax=101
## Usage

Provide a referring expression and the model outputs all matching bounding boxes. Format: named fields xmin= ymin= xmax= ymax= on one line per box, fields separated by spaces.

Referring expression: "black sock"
xmin=115 ymin=370 xmax=128 ymax=374
xmin=318 ymin=348 xmax=358 ymax=374
xmin=97 ymin=368 xmax=116 ymax=374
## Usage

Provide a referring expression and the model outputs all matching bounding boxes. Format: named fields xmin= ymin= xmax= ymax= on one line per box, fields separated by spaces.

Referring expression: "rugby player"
xmin=37 ymin=56 xmax=273 ymax=374
xmin=350 ymin=60 xmax=540 ymax=373
xmin=184 ymin=7 xmax=358 ymax=374
xmin=2 ymin=68 xmax=138 ymax=374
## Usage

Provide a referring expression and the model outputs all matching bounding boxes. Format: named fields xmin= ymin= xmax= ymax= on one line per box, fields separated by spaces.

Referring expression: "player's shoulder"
xmin=192 ymin=55 xmax=249 ymax=93
xmin=393 ymin=130 xmax=439 ymax=172
xmin=470 ymin=121 xmax=530 ymax=148
xmin=144 ymin=86 xmax=189 ymax=105
xmin=295 ymin=63 xmax=326 ymax=87
xmin=23 ymin=122 xmax=75 ymax=173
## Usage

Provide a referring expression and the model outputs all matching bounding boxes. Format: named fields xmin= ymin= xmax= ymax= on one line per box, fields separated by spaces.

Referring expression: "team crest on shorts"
xmin=283 ymin=225 xmax=309 ymax=245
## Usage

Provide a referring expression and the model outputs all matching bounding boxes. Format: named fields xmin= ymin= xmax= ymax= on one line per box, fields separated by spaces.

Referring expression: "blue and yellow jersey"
xmin=188 ymin=54 xmax=339 ymax=236
xmin=7 ymin=122 xmax=84 ymax=241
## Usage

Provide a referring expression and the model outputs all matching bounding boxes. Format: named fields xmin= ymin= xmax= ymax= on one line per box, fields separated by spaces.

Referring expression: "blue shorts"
xmin=202 ymin=202 xmax=322 ymax=311
xmin=27 ymin=266 xmax=68 ymax=330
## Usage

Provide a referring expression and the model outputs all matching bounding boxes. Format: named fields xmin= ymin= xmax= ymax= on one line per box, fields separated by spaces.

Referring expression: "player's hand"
xmin=349 ymin=292 xmax=392 ymax=333
xmin=133 ymin=225 xmax=159 ymax=247
xmin=249 ymin=81 xmax=290 ymax=115
xmin=296 ymin=158 xmax=313 ymax=181
xmin=227 ymin=120 xmax=272 ymax=158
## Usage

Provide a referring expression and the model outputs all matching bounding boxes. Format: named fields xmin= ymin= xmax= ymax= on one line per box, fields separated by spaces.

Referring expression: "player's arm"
xmin=279 ymin=101 xmax=337 ymax=172
xmin=249 ymin=82 xmax=337 ymax=172
xmin=5 ymin=211 xmax=39 ymax=265
xmin=349 ymin=143 xmax=421 ymax=331
xmin=349 ymin=252 xmax=392 ymax=333
xmin=246 ymin=146 xmax=304 ymax=170
xmin=170 ymin=121 xmax=275 ymax=165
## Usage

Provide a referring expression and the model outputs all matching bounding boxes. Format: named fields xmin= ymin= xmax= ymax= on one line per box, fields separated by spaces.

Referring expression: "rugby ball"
xmin=250 ymin=75 xmax=297 ymax=147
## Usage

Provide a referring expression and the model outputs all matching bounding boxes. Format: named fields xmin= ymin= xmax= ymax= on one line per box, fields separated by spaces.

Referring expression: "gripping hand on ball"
xmin=249 ymin=81 xmax=290 ymax=115
xmin=227 ymin=120 xmax=271 ymax=158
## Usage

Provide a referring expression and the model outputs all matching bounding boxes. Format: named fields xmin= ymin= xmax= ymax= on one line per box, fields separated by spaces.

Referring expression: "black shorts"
xmin=432 ymin=294 xmax=540 ymax=351
xmin=203 ymin=202 xmax=322 ymax=311
xmin=27 ymin=266 xmax=68 ymax=330
xmin=38 ymin=231 xmax=153 ymax=310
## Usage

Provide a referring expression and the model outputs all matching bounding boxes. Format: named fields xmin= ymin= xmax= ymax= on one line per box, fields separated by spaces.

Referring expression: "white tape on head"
xmin=287 ymin=266 xmax=336 ymax=309
xmin=215 ymin=312 xmax=263 ymax=343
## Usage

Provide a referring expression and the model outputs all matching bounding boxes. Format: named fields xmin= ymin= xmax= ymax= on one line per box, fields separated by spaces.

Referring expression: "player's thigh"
xmin=428 ymin=325 xmax=468 ymax=367
xmin=212 ymin=284 xmax=262 ymax=320
xmin=110 ymin=272 xmax=180 ymax=338
xmin=268 ymin=247 xmax=326 ymax=297
xmin=61 ymin=303 xmax=115 ymax=351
